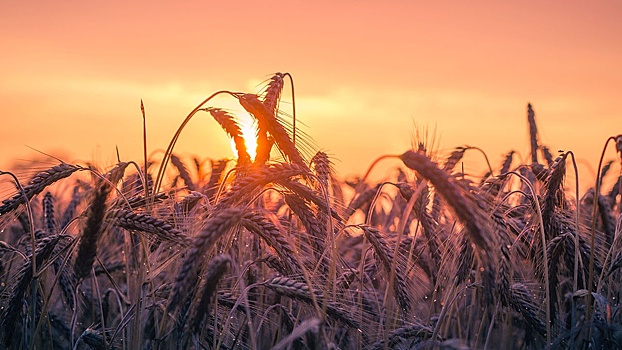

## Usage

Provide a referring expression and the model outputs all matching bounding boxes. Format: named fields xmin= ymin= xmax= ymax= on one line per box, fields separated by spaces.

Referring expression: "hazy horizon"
xmin=2 ymin=1 xmax=621 ymax=189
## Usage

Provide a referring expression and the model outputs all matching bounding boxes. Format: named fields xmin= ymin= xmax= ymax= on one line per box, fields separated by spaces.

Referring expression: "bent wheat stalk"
xmin=399 ymin=150 xmax=497 ymax=293
xmin=154 ymin=90 xmax=240 ymax=194
xmin=0 ymin=163 xmax=82 ymax=216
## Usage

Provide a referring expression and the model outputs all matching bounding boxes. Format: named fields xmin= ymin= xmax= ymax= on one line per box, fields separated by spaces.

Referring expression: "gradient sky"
xmin=1 ymin=1 xmax=621 ymax=188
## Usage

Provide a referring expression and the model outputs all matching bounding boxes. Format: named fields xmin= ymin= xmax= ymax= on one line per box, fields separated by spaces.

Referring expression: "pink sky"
xmin=1 ymin=1 xmax=621 ymax=188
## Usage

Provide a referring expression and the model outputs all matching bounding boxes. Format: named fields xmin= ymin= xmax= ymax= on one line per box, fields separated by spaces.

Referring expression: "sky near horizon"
xmin=1 ymin=1 xmax=621 ymax=188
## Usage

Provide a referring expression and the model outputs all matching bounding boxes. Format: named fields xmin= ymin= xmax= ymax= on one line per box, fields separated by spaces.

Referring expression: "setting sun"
xmin=230 ymin=111 xmax=258 ymax=161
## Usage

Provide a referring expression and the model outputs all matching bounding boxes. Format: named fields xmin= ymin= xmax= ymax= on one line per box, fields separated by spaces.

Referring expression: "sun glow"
xmin=230 ymin=112 xmax=258 ymax=161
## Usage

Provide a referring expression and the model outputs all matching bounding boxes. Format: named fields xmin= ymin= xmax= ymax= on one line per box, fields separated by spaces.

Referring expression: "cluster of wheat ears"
xmin=1 ymin=73 xmax=621 ymax=350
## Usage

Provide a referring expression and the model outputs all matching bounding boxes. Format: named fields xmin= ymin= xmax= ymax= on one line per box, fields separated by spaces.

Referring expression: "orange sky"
xmin=1 ymin=1 xmax=621 ymax=189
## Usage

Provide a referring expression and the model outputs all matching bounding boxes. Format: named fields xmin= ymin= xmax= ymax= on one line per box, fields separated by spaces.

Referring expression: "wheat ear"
xmin=255 ymin=73 xmax=285 ymax=164
xmin=361 ymin=226 xmax=411 ymax=313
xmin=168 ymin=207 xmax=245 ymax=313
xmin=527 ymin=103 xmax=540 ymax=164
xmin=203 ymin=108 xmax=252 ymax=165
xmin=170 ymin=154 xmax=196 ymax=190
xmin=400 ymin=150 xmax=497 ymax=294
xmin=106 ymin=208 xmax=190 ymax=246
xmin=238 ymin=93 xmax=308 ymax=170
xmin=1 ymin=235 xmax=61 ymax=347
xmin=73 ymin=184 xmax=110 ymax=281
xmin=188 ymin=254 xmax=232 ymax=333
xmin=0 ymin=163 xmax=81 ymax=216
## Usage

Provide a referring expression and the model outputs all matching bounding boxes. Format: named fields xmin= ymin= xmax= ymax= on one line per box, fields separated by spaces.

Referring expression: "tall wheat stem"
xmin=587 ymin=136 xmax=617 ymax=323
xmin=505 ymin=170 xmax=551 ymax=344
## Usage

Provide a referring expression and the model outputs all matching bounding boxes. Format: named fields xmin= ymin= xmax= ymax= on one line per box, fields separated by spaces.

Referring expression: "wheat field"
xmin=1 ymin=73 xmax=621 ymax=349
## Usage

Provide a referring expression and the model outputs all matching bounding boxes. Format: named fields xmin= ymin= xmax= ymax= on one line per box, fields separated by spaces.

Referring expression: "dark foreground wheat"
xmin=0 ymin=74 xmax=619 ymax=349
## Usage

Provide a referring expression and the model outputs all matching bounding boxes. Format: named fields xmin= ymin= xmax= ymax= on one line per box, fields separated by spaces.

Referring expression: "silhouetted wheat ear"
xmin=238 ymin=93 xmax=308 ymax=170
xmin=310 ymin=151 xmax=330 ymax=188
xmin=285 ymin=194 xmax=326 ymax=263
xmin=527 ymin=103 xmax=540 ymax=164
xmin=261 ymin=253 xmax=290 ymax=275
xmin=599 ymin=160 xmax=614 ymax=186
xmin=456 ymin=236 xmax=475 ymax=284
xmin=168 ymin=207 xmax=246 ymax=313
xmin=264 ymin=276 xmax=361 ymax=330
xmin=189 ymin=254 xmax=232 ymax=333
xmin=204 ymin=108 xmax=251 ymax=165
xmin=541 ymin=155 xmax=566 ymax=240
xmin=345 ymin=184 xmax=381 ymax=220
xmin=1 ymin=235 xmax=61 ymax=347
xmin=500 ymin=150 xmax=515 ymax=174
xmin=106 ymin=208 xmax=190 ymax=246
xmin=497 ymin=239 xmax=512 ymax=307
xmin=77 ymin=328 xmax=110 ymax=350
xmin=278 ymin=177 xmax=337 ymax=213
xmin=271 ymin=317 xmax=321 ymax=350
xmin=254 ymin=135 xmax=274 ymax=166
xmin=255 ymin=73 xmax=285 ymax=164
xmin=43 ymin=191 xmax=57 ymax=233
xmin=170 ymin=154 xmax=196 ymax=191
xmin=509 ymin=283 xmax=547 ymax=342
xmin=51 ymin=236 xmax=77 ymax=309
xmin=546 ymin=232 xmax=570 ymax=319
xmin=73 ymin=183 xmax=111 ymax=281
xmin=0 ymin=163 xmax=81 ymax=216
xmin=443 ymin=146 xmax=466 ymax=171
xmin=205 ymin=159 xmax=227 ymax=199
xmin=362 ymin=226 xmax=411 ymax=312
xmin=399 ymin=150 xmax=497 ymax=294
xmin=214 ymin=163 xmax=307 ymax=210
xmin=397 ymin=183 xmax=440 ymax=265
xmin=368 ymin=323 xmax=435 ymax=350
xmin=262 ymin=73 xmax=285 ymax=116
xmin=241 ymin=211 xmax=303 ymax=275
xmin=172 ymin=191 xmax=204 ymax=218
xmin=310 ymin=155 xmax=338 ymax=255
xmin=103 ymin=161 xmax=129 ymax=185
xmin=418 ymin=192 xmax=441 ymax=274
